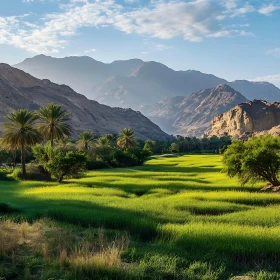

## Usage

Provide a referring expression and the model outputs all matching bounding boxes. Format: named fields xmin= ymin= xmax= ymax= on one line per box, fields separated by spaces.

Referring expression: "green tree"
xmin=170 ymin=142 xmax=180 ymax=153
xmin=37 ymin=103 xmax=72 ymax=147
xmin=223 ymin=135 xmax=280 ymax=186
xmin=117 ymin=128 xmax=136 ymax=150
xmin=78 ymin=131 xmax=94 ymax=151
xmin=144 ymin=140 xmax=157 ymax=154
xmin=33 ymin=144 xmax=87 ymax=183
xmin=2 ymin=109 xmax=41 ymax=177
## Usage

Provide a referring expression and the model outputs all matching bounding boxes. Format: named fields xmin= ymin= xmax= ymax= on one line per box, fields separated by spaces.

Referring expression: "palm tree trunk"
xmin=51 ymin=132 xmax=54 ymax=147
xmin=21 ymin=145 xmax=26 ymax=177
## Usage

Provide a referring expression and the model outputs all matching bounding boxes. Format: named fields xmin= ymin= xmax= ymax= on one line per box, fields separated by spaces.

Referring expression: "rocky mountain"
xmin=15 ymin=55 xmax=280 ymax=112
xmin=148 ymin=84 xmax=248 ymax=137
xmin=207 ymin=100 xmax=280 ymax=138
xmin=0 ymin=63 xmax=170 ymax=141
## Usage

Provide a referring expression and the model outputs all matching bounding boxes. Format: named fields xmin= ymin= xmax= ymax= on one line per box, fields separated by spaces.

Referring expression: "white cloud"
xmin=259 ymin=4 xmax=280 ymax=15
xmin=84 ymin=48 xmax=96 ymax=53
xmin=0 ymin=0 xmax=278 ymax=54
xmin=253 ymin=74 xmax=280 ymax=87
xmin=267 ymin=48 xmax=280 ymax=57
xmin=155 ymin=44 xmax=173 ymax=51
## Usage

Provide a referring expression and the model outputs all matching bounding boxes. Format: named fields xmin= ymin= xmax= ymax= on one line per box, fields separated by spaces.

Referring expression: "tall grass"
xmin=1 ymin=155 xmax=280 ymax=279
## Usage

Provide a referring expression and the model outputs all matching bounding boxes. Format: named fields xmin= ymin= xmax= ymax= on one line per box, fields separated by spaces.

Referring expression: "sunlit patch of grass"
xmin=160 ymin=222 xmax=280 ymax=262
xmin=1 ymin=154 xmax=280 ymax=278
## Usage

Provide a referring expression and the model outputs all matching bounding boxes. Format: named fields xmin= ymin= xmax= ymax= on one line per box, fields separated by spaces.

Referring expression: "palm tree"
xmin=117 ymin=128 xmax=136 ymax=150
xmin=78 ymin=131 xmax=94 ymax=151
xmin=37 ymin=103 xmax=72 ymax=147
xmin=2 ymin=109 xmax=42 ymax=176
xmin=95 ymin=136 xmax=111 ymax=148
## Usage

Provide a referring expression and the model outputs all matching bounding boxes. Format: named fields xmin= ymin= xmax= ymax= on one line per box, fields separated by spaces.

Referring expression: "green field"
xmin=1 ymin=155 xmax=280 ymax=279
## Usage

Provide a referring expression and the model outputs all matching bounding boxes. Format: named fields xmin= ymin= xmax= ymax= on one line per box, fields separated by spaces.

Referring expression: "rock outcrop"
xmin=0 ymin=63 xmax=170 ymax=141
xmin=149 ymin=84 xmax=248 ymax=136
xmin=208 ymin=100 xmax=280 ymax=138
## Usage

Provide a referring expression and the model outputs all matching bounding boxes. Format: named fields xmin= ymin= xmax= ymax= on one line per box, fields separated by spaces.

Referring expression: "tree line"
xmin=0 ymin=104 xmax=150 ymax=182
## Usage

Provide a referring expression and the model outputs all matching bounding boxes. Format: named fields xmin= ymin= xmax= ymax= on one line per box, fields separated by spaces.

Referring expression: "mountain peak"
xmin=215 ymin=84 xmax=234 ymax=91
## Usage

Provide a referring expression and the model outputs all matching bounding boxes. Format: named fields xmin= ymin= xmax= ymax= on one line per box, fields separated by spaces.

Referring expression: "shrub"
xmin=108 ymin=148 xmax=150 ymax=168
xmin=12 ymin=165 xmax=51 ymax=181
xmin=86 ymin=160 xmax=110 ymax=170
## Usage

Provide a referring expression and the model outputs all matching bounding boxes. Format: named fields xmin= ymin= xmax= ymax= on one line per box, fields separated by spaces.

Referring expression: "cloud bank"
xmin=0 ymin=0 xmax=278 ymax=54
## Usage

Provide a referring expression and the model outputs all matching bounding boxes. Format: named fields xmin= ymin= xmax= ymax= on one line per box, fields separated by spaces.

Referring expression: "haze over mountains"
xmin=13 ymin=55 xmax=280 ymax=137
xmin=0 ymin=64 xmax=170 ymax=141
xmin=15 ymin=55 xmax=280 ymax=111
xmin=149 ymin=84 xmax=248 ymax=136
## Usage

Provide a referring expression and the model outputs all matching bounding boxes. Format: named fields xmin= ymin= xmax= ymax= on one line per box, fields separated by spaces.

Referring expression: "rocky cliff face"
xmin=0 ymin=64 xmax=170 ymax=141
xmin=208 ymin=100 xmax=280 ymax=138
xmin=149 ymin=84 xmax=248 ymax=136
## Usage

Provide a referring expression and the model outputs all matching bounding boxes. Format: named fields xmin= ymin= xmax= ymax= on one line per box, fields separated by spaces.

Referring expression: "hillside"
xmin=15 ymin=55 xmax=280 ymax=111
xmin=208 ymin=100 xmax=280 ymax=138
xmin=149 ymin=84 xmax=248 ymax=136
xmin=0 ymin=63 xmax=170 ymax=140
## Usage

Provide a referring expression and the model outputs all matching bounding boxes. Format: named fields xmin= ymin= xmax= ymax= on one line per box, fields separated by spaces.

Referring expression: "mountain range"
xmin=149 ymin=84 xmax=248 ymax=136
xmin=15 ymin=55 xmax=280 ymax=112
xmin=0 ymin=63 xmax=170 ymax=141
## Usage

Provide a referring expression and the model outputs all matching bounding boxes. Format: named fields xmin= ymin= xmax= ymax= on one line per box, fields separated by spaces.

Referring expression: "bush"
xmin=86 ymin=160 xmax=110 ymax=170
xmin=12 ymin=165 xmax=51 ymax=181
xmin=108 ymin=148 xmax=150 ymax=168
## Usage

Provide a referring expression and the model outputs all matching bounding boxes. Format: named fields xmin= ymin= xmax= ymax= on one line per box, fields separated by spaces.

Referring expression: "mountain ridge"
xmin=149 ymin=84 xmax=248 ymax=136
xmin=0 ymin=63 xmax=170 ymax=141
xmin=15 ymin=55 xmax=280 ymax=112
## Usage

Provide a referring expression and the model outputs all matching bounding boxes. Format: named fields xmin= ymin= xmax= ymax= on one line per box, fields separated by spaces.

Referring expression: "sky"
xmin=0 ymin=0 xmax=279 ymax=87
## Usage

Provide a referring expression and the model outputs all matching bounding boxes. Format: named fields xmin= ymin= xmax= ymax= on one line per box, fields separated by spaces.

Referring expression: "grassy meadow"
xmin=1 ymin=154 xmax=280 ymax=279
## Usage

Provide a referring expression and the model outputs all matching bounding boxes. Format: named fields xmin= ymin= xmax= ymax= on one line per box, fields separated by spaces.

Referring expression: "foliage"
xmin=12 ymin=165 xmax=51 ymax=181
xmin=37 ymin=103 xmax=72 ymax=146
xmin=223 ymin=135 xmax=280 ymax=186
xmin=33 ymin=144 xmax=87 ymax=183
xmin=117 ymin=128 xmax=136 ymax=150
xmin=78 ymin=131 xmax=94 ymax=151
xmin=0 ymin=147 xmax=13 ymax=165
xmin=2 ymin=109 xmax=42 ymax=177
xmin=143 ymin=140 xmax=157 ymax=154
xmin=86 ymin=160 xmax=110 ymax=170
xmin=108 ymin=148 xmax=150 ymax=167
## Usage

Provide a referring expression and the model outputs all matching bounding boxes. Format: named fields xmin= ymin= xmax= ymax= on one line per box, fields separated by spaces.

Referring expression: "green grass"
xmin=1 ymin=154 xmax=280 ymax=279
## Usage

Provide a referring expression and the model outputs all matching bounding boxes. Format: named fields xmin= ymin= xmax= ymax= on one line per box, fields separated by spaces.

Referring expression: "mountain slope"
xmin=208 ymin=100 xmax=280 ymax=138
xmin=15 ymin=55 xmax=280 ymax=112
xmin=0 ymin=64 xmax=170 ymax=141
xmin=149 ymin=84 xmax=248 ymax=136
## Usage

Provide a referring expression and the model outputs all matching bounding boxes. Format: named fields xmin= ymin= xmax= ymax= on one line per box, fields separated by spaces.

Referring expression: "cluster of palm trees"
xmin=1 ymin=103 xmax=137 ymax=177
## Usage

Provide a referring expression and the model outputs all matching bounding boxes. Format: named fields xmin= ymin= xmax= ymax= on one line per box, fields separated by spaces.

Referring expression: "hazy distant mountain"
xmin=15 ymin=55 xmax=280 ymax=111
xmin=208 ymin=100 xmax=280 ymax=138
xmin=149 ymin=84 xmax=248 ymax=136
xmin=0 ymin=63 xmax=170 ymax=141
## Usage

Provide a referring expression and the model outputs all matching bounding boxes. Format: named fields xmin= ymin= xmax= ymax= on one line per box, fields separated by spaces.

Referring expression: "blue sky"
xmin=0 ymin=0 xmax=279 ymax=86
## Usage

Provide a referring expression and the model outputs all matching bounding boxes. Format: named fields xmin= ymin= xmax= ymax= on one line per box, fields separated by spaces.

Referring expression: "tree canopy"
xmin=2 ymin=109 xmax=42 ymax=176
xmin=223 ymin=135 xmax=280 ymax=186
